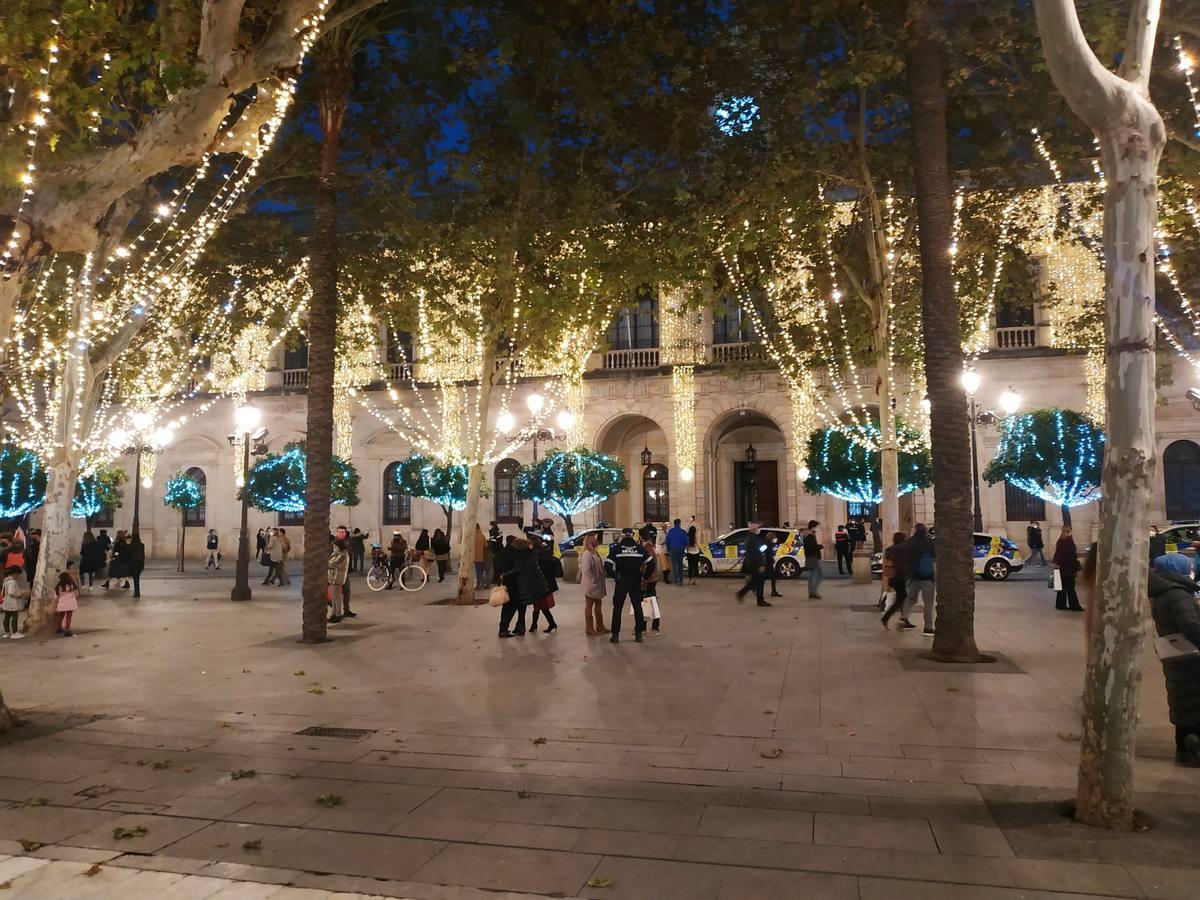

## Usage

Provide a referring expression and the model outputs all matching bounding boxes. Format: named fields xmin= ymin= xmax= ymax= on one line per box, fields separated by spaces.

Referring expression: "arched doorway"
xmin=595 ymin=415 xmax=669 ymax=527
xmin=1164 ymin=439 xmax=1200 ymax=521
xmin=706 ymin=409 xmax=786 ymax=529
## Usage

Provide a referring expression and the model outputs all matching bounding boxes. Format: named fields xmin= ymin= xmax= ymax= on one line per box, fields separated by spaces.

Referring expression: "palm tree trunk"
xmin=301 ymin=45 xmax=351 ymax=643
xmin=905 ymin=1 xmax=982 ymax=663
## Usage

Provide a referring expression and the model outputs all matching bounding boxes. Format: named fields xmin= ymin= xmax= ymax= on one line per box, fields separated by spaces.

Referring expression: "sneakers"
xmin=757 ymin=600 xmax=772 ymax=607
xmin=343 ymin=610 xmax=358 ymax=618
xmin=0 ymin=634 xmax=8 ymax=639
xmin=923 ymin=628 xmax=936 ymax=636
xmin=9 ymin=633 xmax=25 ymax=640
xmin=63 ymin=630 xmax=74 ymax=637
xmin=900 ymin=620 xmax=916 ymax=630
xmin=1179 ymin=734 xmax=1200 ymax=768
xmin=328 ymin=615 xmax=343 ymax=623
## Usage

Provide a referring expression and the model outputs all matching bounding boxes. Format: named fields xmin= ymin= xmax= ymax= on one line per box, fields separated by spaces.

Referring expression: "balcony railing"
xmin=710 ymin=342 xmax=765 ymax=364
xmin=993 ymin=326 xmax=1038 ymax=351
xmin=282 ymin=368 xmax=309 ymax=388
xmin=388 ymin=361 xmax=412 ymax=382
xmin=604 ymin=347 xmax=660 ymax=370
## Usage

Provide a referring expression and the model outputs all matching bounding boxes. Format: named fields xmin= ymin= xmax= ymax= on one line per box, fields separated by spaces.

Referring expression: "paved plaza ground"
xmin=0 ymin=561 xmax=1195 ymax=899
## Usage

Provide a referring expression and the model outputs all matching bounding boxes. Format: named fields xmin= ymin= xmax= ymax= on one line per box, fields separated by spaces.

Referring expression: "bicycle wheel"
xmin=366 ymin=564 xmax=390 ymax=592
xmin=398 ymin=564 xmax=428 ymax=592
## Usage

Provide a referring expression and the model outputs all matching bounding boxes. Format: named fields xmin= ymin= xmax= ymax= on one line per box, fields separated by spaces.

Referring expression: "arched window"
xmin=1164 ymin=440 xmax=1200 ymax=521
xmin=643 ymin=464 xmax=669 ymax=522
xmin=495 ymin=459 xmax=522 ymax=523
xmin=184 ymin=467 xmax=206 ymax=527
xmin=1004 ymin=482 xmax=1045 ymax=522
xmin=608 ymin=285 xmax=659 ymax=350
xmin=382 ymin=461 xmax=412 ymax=525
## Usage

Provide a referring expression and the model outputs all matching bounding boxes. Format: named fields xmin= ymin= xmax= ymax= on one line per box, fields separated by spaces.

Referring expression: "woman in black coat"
xmin=498 ymin=539 xmax=548 ymax=638
xmin=529 ymin=535 xmax=561 ymax=633
xmin=79 ymin=532 xmax=105 ymax=587
xmin=1150 ymin=554 xmax=1200 ymax=767
xmin=103 ymin=533 xmax=132 ymax=590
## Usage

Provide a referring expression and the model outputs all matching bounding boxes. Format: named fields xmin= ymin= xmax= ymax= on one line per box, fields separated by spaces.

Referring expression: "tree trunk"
xmin=1061 ymin=504 xmax=1072 ymax=528
xmin=301 ymin=46 xmax=351 ymax=644
xmin=876 ymin=325 xmax=901 ymax=541
xmin=28 ymin=455 xmax=81 ymax=634
xmin=455 ymin=346 xmax=499 ymax=604
xmin=563 ymin=514 xmax=575 ymax=536
xmin=178 ymin=511 xmax=187 ymax=573
xmin=443 ymin=506 xmax=454 ymax=540
xmin=1032 ymin=0 xmax=1165 ymax=831
xmin=905 ymin=1 xmax=982 ymax=663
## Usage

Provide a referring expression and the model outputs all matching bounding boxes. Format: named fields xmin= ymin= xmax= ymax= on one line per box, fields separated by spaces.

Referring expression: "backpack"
xmin=916 ymin=553 xmax=935 ymax=579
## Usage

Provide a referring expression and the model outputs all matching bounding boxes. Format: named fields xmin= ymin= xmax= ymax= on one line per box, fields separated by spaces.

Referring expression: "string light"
xmin=985 ymin=409 xmax=1103 ymax=509
xmin=1176 ymin=35 xmax=1200 ymax=138
xmin=515 ymin=449 xmax=628 ymax=518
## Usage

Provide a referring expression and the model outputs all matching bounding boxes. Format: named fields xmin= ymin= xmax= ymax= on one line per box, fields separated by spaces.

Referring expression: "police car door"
xmin=711 ymin=529 xmax=748 ymax=573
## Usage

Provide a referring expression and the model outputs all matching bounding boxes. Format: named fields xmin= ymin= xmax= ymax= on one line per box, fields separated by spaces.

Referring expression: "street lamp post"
xmin=228 ymin=404 xmax=265 ymax=603
xmin=960 ymin=371 xmax=1022 ymax=534
xmin=108 ymin=412 xmax=173 ymax=539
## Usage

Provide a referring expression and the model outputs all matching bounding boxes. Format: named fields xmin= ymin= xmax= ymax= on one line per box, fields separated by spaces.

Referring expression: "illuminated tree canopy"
xmin=802 ymin=423 xmax=932 ymax=504
xmin=516 ymin=448 xmax=628 ymax=534
xmin=72 ymin=464 xmax=127 ymax=520
xmin=0 ymin=444 xmax=47 ymax=519
xmin=245 ymin=442 xmax=360 ymax=513
xmin=983 ymin=407 xmax=1103 ymax=510
xmin=163 ymin=473 xmax=204 ymax=511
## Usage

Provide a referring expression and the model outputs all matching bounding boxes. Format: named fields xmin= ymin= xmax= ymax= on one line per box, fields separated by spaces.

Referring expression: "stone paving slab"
xmin=0 ymin=570 xmax=1194 ymax=897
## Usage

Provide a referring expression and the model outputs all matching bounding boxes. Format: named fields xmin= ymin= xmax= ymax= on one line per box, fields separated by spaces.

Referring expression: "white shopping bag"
xmin=642 ymin=595 xmax=661 ymax=621
xmin=1051 ymin=569 xmax=1063 ymax=591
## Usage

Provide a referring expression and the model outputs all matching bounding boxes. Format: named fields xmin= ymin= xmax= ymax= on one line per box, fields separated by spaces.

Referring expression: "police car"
xmin=1155 ymin=522 xmax=1200 ymax=556
xmin=694 ymin=527 xmax=807 ymax=579
xmin=870 ymin=532 xmax=1024 ymax=581
xmin=558 ymin=527 xmax=629 ymax=555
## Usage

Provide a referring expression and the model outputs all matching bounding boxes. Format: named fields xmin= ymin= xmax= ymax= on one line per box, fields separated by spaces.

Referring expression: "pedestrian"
xmin=334 ymin=527 xmax=357 ymax=617
xmin=55 ymin=570 xmax=79 ymax=636
xmin=415 ymin=528 xmax=432 ymax=575
xmin=1 ymin=566 xmax=27 ymax=639
xmin=23 ymin=531 xmax=39 ymax=587
xmin=474 ymin=523 xmax=487 ymax=587
xmin=529 ymin=533 xmax=560 ymax=633
xmin=665 ymin=518 xmax=688 ymax=587
xmin=386 ymin=531 xmax=407 ymax=588
xmin=205 ymin=529 xmax=220 ymax=569
xmin=349 ymin=528 xmax=367 ymax=574
xmin=608 ymin=528 xmax=649 ymax=643
xmin=327 ymin=539 xmax=350 ymax=623
xmin=803 ymin=521 xmax=824 ymax=599
xmin=104 ymin=531 xmax=131 ymax=590
xmin=578 ymin=532 xmax=607 ymax=636
xmin=871 ymin=517 xmax=883 ymax=554
xmin=641 ymin=532 xmax=662 ymax=631
xmin=262 ymin=528 xmax=278 ymax=585
xmin=498 ymin=538 xmax=546 ymax=638
xmin=685 ymin=524 xmax=702 ymax=585
xmin=734 ymin=521 xmax=771 ymax=607
xmin=1052 ymin=525 xmax=1083 ymax=611
xmin=1027 ymin=520 xmax=1046 ymax=566
xmin=848 ymin=518 xmax=866 ymax=552
xmin=488 ymin=522 xmax=504 ymax=584
xmin=766 ymin=532 xmax=783 ymax=598
xmin=3 ymin=538 xmax=24 ymax=573
xmin=1149 ymin=525 xmax=1168 ymax=561
xmin=431 ymin=528 xmax=451 ymax=582
xmin=834 ymin=525 xmax=852 ymax=575
xmin=129 ymin=532 xmax=146 ymax=599
xmin=904 ymin=523 xmax=937 ymax=635
xmin=255 ymin=528 xmax=266 ymax=561
xmin=1148 ymin=553 xmax=1200 ymax=767
xmin=277 ymin=528 xmax=292 ymax=585
xmin=79 ymin=531 xmax=104 ymax=589
xmin=880 ymin=532 xmax=913 ymax=630
xmin=96 ymin=529 xmax=112 ymax=558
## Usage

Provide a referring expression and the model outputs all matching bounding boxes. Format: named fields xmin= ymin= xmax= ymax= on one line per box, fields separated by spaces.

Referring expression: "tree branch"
xmin=1032 ymin=0 xmax=1128 ymax=130
xmin=198 ymin=0 xmax=248 ymax=80
xmin=1117 ymin=0 xmax=1161 ymax=90
xmin=1169 ymin=126 xmax=1200 ymax=153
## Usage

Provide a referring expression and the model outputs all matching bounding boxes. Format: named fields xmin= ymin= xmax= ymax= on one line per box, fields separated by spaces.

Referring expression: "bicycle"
xmin=365 ymin=546 xmax=428 ymax=592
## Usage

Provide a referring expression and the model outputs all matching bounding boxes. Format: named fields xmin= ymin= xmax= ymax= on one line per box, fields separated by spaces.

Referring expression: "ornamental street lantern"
xmin=745 ymin=442 xmax=757 ymax=468
xmin=640 ymin=445 xmax=653 ymax=466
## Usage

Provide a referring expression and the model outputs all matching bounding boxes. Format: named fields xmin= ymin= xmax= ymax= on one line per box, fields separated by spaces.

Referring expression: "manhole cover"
xmin=293 ymin=726 xmax=376 ymax=740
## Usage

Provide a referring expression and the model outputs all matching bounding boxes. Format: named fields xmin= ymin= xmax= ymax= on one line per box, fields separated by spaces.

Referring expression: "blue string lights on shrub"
xmin=244 ymin=443 xmax=360 ymax=513
xmin=0 ymin=444 xmax=47 ymax=518
xmin=983 ymin=408 xmax=1104 ymax=509
xmin=802 ymin=423 xmax=933 ymax=503
xmin=714 ymin=95 xmax=760 ymax=136
xmin=71 ymin=464 xmax=127 ymax=520
xmin=392 ymin=454 xmax=470 ymax=511
xmin=516 ymin=448 xmax=628 ymax=520
xmin=163 ymin=472 xmax=203 ymax=511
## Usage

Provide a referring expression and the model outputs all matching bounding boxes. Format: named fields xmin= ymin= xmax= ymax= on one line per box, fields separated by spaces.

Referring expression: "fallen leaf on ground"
xmin=308 ymin=686 xmax=325 ymax=695
xmin=230 ymin=769 xmax=256 ymax=781
xmin=517 ymin=790 xmax=532 ymax=799
xmin=512 ymin=762 xmax=527 ymax=768
xmin=293 ymin=670 xmax=305 ymax=676
xmin=759 ymin=749 xmax=783 ymax=759
xmin=24 ymin=798 xmax=47 ymax=807
xmin=586 ymin=876 xmax=614 ymax=888
xmin=18 ymin=839 xmax=41 ymax=852
xmin=531 ymin=736 xmax=547 ymax=746
xmin=1058 ymin=732 xmax=1080 ymax=742
xmin=946 ymin=687 xmax=960 ymax=693
xmin=242 ymin=839 xmax=262 ymax=850
xmin=151 ymin=760 xmax=171 ymax=770
xmin=316 ymin=794 xmax=343 ymax=808
xmin=84 ymin=865 xmax=102 ymax=877
xmin=112 ymin=826 xmax=148 ymax=840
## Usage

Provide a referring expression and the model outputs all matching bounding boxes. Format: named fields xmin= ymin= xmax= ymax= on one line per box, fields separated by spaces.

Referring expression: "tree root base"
xmin=1062 ymin=801 xmax=1153 ymax=833
xmin=920 ymin=651 xmax=997 ymax=665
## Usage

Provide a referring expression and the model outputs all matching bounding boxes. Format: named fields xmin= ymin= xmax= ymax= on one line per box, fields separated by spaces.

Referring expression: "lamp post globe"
xmin=556 ymin=409 xmax=576 ymax=432
xmin=960 ymin=369 xmax=982 ymax=396
xmin=998 ymin=388 xmax=1023 ymax=416
xmin=230 ymin=402 xmax=263 ymax=602
xmin=497 ymin=410 xmax=515 ymax=434
xmin=525 ymin=392 xmax=545 ymax=416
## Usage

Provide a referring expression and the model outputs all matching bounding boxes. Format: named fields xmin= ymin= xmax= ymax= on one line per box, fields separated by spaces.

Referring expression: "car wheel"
xmin=775 ymin=557 xmax=800 ymax=579
xmin=984 ymin=558 xmax=1011 ymax=581
xmin=697 ymin=557 xmax=713 ymax=577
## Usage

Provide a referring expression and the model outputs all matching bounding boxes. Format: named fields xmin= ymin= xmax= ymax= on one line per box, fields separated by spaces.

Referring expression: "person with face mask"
xmin=735 ymin=521 xmax=771 ymax=607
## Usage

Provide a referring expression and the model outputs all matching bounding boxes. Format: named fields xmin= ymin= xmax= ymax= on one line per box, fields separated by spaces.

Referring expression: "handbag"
xmin=488 ymin=585 xmax=509 ymax=608
xmin=1050 ymin=570 xmax=1063 ymax=591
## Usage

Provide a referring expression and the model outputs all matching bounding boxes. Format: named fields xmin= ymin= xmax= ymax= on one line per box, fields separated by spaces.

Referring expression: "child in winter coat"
xmin=2 ymin=566 xmax=28 ymax=639
xmin=55 ymin=571 xmax=79 ymax=637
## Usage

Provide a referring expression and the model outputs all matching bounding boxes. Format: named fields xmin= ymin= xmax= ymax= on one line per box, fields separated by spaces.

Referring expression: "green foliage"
xmin=163 ymin=472 xmax=204 ymax=511
xmin=515 ymin=448 xmax=628 ymax=523
xmin=73 ymin=464 xmax=127 ymax=519
xmin=803 ymin=423 xmax=932 ymax=504
xmin=0 ymin=444 xmax=47 ymax=518
xmin=391 ymin=454 xmax=469 ymax=512
xmin=244 ymin=441 xmax=359 ymax=513
xmin=983 ymin=408 xmax=1104 ymax=508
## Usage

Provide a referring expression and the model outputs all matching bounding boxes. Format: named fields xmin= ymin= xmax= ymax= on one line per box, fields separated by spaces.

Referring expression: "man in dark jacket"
xmin=903 ymin=523 xmax=936 ymax=635
xmin=608 ymin=528 xmax=649 ymax=643
xmin=803 ymin=521 xmax=823 ymax=599
xmin=1150 ymin=554 xmax=1200 ymax=766
xmin=1027 ymin=521 xmax=1046 ymax=566
xmin=735 ymin=521 xmax=771 ymax=607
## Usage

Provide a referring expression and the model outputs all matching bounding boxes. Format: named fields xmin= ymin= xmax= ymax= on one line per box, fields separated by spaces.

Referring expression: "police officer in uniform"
xmin=735 ymin=520 xmax=771 ymax=607
xmin=608 ymin=527 xmax=650 ymax=643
